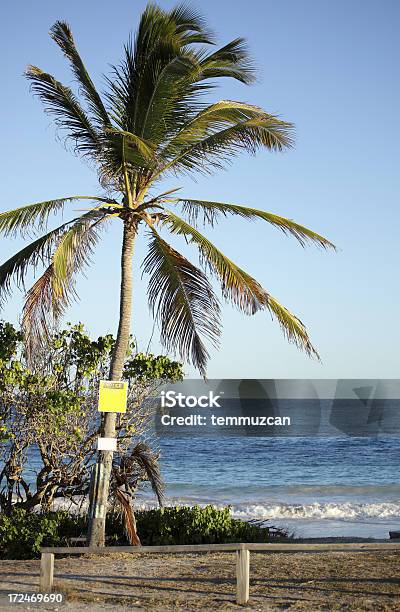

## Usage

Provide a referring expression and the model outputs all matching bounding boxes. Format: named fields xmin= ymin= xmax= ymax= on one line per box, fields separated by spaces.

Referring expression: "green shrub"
xmin=0 ymin=509 xmax=63 ymax=559
xmin=0 ymin=506 xmax=287 ymax=559
xmin=134 ymin=505 xmax=279 ymax=545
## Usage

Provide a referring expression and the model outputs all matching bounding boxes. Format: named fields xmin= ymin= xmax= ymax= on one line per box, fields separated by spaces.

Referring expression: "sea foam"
xmin=231 ymin=500 xmax=400 ymax=521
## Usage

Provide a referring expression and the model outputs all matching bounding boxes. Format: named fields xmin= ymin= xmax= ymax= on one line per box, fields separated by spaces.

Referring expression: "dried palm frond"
xmin=114 ymin=488 xmax=141 ymax=546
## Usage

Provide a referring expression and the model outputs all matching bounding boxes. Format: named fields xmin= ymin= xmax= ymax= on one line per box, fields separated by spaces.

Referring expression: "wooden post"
xmin=40 ymin=552 xmax=54 ymax=592
xmin=236 ymin=548 xmax=250 ymax=604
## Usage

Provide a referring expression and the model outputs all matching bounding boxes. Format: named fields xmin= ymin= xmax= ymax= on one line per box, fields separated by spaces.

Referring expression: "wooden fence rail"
xmin=40 ymin=542 xmax=400 ymax=605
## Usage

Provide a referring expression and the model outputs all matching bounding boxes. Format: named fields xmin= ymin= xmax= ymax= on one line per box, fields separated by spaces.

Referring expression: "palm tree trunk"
xmin=87 ymin=220 xmax=136 ymax=547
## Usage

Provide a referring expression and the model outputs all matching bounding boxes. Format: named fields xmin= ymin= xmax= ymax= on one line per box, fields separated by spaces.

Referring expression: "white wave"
xmin=231 ymin=501 xmax=400 ymax=521
xmin=134 ymin=495 xmax=400 ymax=522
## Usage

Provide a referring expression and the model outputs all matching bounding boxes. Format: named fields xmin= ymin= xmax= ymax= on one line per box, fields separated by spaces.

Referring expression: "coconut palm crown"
xmin=0 ymin=4 xmax=335 ymax=377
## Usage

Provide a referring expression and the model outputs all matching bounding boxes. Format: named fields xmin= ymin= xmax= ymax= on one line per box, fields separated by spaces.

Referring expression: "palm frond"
xmin=105 ymin=5 xmax=244 ymax=147
xmin=106 ymin=37 xmax=203 ymax=144
xmin=52 ymin=210 xmax=109 ymax=282
xmin=263 ymin=294 xmax=319 ymax=359
xmin=142 ymin=224 xmax=220 ymax=376
xmin=162 ymin=100 xmax=272 ymax=149
xmin=98 ymin=129 xmax=156 ymax=184
xmin=153 ymin=113 xmax=294 ymax=179
xmin=161 ymin=210 xmax=270 ymax=314
xmin=0 ymin=222 xmax=73 ymax=304
xmin=109 ymin=129 xmax=157 ymax=160
xmin=135 ymin=34 xmax=254 ymax=146
xmin=131 ymin=442 xmax=165 ymax=506
xmin=22 ymin=211 xmax=109 ymax=354
xmin=196 ymin=38 xmax=255 ymax=84
xmin=26 ymin=66 xmax=100 ymax=157
xmin=0 ymin=196 xmax=115 ymax=238
xmin=175 ymin=199 xmax=335 ymax=248
xmin=133 ymin=3 xmax=213 ymax=64
xmin=141 ymin=187 xmax=182 ymax=208
xmin=168 ymin=3 xmax=214 ymax=43
xmin=160 ymin=211 xmax=319 ymax=358
xmin=103 ymin=43 xmax=137 ymax=133
xmin=114 ymin=488 xmax=141 ymax=546
xmin=21 ymin=263 xmax=73 ymax=359
xmin=137 ymin=53 xmax=205 ymax=144
xmin=50 ymin=21 xmax=111 ymax=127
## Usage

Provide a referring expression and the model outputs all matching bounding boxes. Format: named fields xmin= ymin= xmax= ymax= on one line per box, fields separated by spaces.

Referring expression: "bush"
xmin=0 ymin=506 xmax=288 ymax=559
xmin=134 ymin=505 xmax=282 ymax=545
xmin=0 ymin=509 xmax=63 ymax=559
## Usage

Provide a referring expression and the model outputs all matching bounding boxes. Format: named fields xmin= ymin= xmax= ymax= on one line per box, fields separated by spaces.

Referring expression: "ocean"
xmin=136 ymin=380 xmax=400 ymax=538
xmin=137 ymin=434 xmax=400 ymax=539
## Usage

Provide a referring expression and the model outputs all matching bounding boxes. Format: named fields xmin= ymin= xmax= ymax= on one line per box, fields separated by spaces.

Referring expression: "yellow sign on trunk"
xmin=98 ymin=380 xmax=128 ymax=413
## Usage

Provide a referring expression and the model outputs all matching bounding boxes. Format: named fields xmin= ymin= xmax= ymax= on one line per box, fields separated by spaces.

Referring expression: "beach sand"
xmin=0 ymin=549 xmax=399 ymax=610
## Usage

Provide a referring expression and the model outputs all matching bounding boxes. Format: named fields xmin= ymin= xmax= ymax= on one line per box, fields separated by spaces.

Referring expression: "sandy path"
xmin=0 ymin=551 xmax=399 ymax=611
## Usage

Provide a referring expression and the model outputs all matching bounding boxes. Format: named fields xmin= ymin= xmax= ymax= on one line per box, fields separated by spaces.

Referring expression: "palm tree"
xmin=0 ymin=4 xmax=335 ymax=546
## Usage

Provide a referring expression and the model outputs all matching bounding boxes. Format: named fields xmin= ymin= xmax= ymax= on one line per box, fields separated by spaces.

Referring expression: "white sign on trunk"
xmin=97 ymin=437 xmax=117 ymax=451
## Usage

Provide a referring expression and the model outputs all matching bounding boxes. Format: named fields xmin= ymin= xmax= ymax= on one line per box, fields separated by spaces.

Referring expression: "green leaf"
xmin=0 ymin=196 xmax=115 ymax=238
xmin=26 ymin=65 xmax=100 ymax=157
xmin=52 ymin=210 xmax=109 ymax=279
xmin=153 ymin=112 xmax=293 ymax=180
xmin=175 ymin=198 xmax=336 ymax=248
xmin=50 ymin=21 xmax=111 ymax=127
xmin=160 ymin=211 xmax=319 ymax=359
xmin=196 ymin=38 xmax=255 ymax=84
xmin=0 ymin=222 xmax=73 ymax=304
xmin=22 ymin=211 xmax=109 ymax=356
xmin=105 ymin=129 xmax=157 ymax=167
xmin=142 ymin=224 xmax=221 ymax=376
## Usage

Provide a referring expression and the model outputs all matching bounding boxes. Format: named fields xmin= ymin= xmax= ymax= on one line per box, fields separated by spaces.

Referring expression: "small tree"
xmin=0 ymin=321 xmax=182 ymax=542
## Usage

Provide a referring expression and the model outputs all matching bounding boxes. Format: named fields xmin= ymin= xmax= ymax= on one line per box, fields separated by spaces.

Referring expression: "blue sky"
xmin=1 ymin=0 xmax=399 ymax=378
